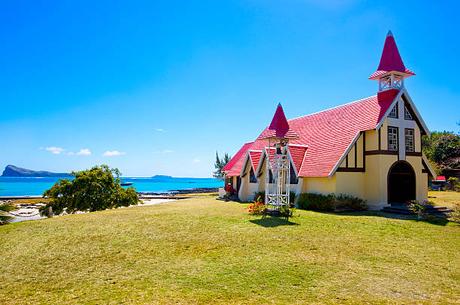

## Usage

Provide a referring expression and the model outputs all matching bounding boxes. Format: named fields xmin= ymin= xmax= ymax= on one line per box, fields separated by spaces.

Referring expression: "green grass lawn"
xmin=1 ymin=198 xmax=459 ymax=304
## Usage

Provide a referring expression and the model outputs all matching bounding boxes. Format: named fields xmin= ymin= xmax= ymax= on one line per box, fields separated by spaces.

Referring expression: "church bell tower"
xmin=369 ymin=31 xmax=415 ymax=91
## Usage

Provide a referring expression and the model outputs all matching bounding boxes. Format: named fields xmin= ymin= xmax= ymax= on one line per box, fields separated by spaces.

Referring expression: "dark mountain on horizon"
xmin=151 ymin=175 xmax=173 ymax=180
xmin=1 ymin=165 xmax=72 ymax=177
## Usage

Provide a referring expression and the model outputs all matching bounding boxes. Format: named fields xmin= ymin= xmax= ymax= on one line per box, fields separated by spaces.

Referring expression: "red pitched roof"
xmin=223 ymin=142 xmax=253 ymax=176
xmin=369 ymin=31 xmax=414 ymax=79
xmin=248 ymin=150 xmax=262 ymax=171
xmin=259 ymin=103 xmax=299 ymax=140
xmin=288 ymin=144 xmax=308 ymax=173
xmin=224 ymin=89 xmax=400 ymax=177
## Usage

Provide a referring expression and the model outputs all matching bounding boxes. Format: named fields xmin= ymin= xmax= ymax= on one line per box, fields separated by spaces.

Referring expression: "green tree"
xmin=40 ymin=165 xmax=139 ymax=217
xmin=213 ymin=152 xmax=231 ymax=180
xmin=422 ymin=131 xmax=460 ymax=174
xmin=0 ymin=203 xmax=14 ymax=225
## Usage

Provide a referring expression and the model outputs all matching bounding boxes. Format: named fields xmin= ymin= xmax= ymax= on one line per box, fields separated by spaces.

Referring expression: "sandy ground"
xmin=8 ymin=198 xmax=177 ymax=223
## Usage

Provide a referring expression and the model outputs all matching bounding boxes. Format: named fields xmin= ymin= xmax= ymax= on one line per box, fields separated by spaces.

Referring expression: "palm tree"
xmin=0 ymin=203 xmax=15 ymax=225
xmin=213 ymin=152 xmax=231 ymax=180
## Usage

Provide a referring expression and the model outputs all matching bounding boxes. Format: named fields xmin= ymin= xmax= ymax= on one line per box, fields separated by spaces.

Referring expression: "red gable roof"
xmin=223 ymin=142 xmax=253 ymax=176
xmin=259 ymin=103 xmax=299 ymax=140
xmin=248 ymin=150 xmax=262 ymax=172
xmin=370 ymin=31 xmax=415 ymax=79
xmin=224 ymin=89 xmax=399 ymax=177
xmin=288 ymin=144 xmax=308 ymax=173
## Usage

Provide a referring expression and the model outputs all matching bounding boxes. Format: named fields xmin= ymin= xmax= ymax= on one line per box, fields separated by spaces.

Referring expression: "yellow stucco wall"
xmin=301 ymin=176 xmax=336 ymax=194
xmin=335 ymin=172 xmax=365 ymax=198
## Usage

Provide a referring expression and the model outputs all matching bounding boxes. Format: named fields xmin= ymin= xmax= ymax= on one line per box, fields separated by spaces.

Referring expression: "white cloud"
xmin=45 ymin=146 xmax=64 ymax=155
xmin=76 ymin=148 xmax=92 ymax=156
xmin=192 ymin=158 xmax=201 ymax=163
xmin=103 ymin=150 xmax=126 ymax=157
xmin=155 ymin=128 xmax=165 ymax=132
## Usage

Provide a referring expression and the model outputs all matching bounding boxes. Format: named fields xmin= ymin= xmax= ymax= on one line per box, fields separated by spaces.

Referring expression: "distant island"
xmin=1 ymin=165 xmax=72 ymax=177
xmin=151 ymin=175 xmax=173 ymax=180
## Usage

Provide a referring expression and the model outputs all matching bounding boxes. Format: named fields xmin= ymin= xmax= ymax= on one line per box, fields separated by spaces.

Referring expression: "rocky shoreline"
xmin=139 ymin=187 xmax=219 ymax=196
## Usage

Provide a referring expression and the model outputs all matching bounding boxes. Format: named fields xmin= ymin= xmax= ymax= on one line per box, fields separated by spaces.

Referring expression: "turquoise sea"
xmin=0 ymin=177 xmax=223 ymax=197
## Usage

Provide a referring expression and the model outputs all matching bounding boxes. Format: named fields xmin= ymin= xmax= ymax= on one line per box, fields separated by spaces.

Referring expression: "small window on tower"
xmin=388 ymin=104 xmax=398 ymax=118
xmin=404 ymin=106 xmax=413 ymax=120
xmin=388 ymin=126 xmax=399 ymax=151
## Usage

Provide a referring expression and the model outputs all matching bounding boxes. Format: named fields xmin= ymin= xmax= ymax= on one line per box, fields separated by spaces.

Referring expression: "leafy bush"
xmin=253 ymin=191 xmax=265 ymax=203
xmin=40 ymin=165 xmax=140 ymax=217
xmin=248 ymin=196 xmax=265 ymax=215
xmin=0 ymin=203 xmax=15 ymax=225
xmin=447 ymin=177 xmax=460 ymax=192
xmin=297 ymin=193 xmax=335 ymax=211
xmin=448 ymin=203 xmax=460 ymax=223
xmin=334 ymin=194 xmax=367 ymax=211
xmin=296 ymin=193 xmax=367 ymax=212
xmin=408 ymin=200 xmax=427 ymax=220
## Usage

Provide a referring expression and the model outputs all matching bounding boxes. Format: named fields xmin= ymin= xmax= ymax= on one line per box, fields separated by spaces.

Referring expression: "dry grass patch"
xmin=428 ymin=191 xmax=460 ymax=208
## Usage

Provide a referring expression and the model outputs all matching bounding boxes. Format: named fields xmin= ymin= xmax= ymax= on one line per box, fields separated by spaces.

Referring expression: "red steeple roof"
xmin=369 ymin=31 xmax=415 ymax=79
xmin=259 ymin=103 xmax=298 ymax=140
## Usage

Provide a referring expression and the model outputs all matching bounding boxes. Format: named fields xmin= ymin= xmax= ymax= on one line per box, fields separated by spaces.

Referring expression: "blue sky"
xmin=0 ymin=0 xmax=459 ymax=177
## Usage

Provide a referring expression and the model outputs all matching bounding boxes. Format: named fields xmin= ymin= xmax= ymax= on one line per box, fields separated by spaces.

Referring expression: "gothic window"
xmin=405 ymin=128 xmax=415 ymax=152
xmin=388 ymin=103 xmax=398 ymax=118
xmin=290 ymin=163 xmax=298 ymax=184
xmin=404 ymin=106 xmax=413 ymax=120
xmin=268 ymin=170 xmax=273 ymax=183
xmin=249 ymin=167 xmax=257 ymax=183
xmin=388 ymin=126 xmax=399 ymax=151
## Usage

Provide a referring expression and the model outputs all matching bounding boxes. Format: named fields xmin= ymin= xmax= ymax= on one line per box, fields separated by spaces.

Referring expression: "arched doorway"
xmin=387 ymin=161 xmax=416 ymax=204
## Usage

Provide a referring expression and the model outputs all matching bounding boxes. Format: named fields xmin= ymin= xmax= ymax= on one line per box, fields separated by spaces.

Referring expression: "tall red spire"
xmin=369 ymin=31 xmax=415 ymax=79
xmin=259 ymin=103 xmax=298 ymax=140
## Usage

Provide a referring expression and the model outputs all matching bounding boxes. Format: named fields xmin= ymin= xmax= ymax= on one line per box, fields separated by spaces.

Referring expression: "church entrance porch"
xmin=387 ymin=161 xmax=416 ymax=204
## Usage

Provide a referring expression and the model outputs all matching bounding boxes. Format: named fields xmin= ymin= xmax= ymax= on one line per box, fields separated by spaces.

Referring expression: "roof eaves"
xmin=400 ymin=88 xmax=430 ymax=136
xmin=375 ymin=89 xmax=404 ymax=130
xmin=328 ymin=131 xmax=362 ymax=178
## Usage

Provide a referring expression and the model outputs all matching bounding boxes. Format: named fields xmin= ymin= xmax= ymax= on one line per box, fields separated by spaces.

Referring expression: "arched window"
xmin=290 ymin=163 xmax=298 ymax=184
xmin=249 ymin=167 xmax=257 ymax=183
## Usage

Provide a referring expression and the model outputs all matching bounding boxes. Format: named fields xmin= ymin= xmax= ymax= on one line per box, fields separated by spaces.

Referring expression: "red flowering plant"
xmin=248 ymin=195 xmax=266 ymax=215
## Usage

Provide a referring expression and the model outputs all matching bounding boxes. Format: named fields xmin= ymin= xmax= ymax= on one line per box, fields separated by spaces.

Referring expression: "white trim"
xmin=238 ymin=152 xmax=251 ymax=177
xmin=327 ymin=131 xmax=362 ymax=177
xmin=287 ymin=143 xmax=309 ymax=148
xmin=399 ymin=88 xmax=430 ymax=136
xmin=286 ymin=149 xmax=299 ymax=176
xmin=375 ymin=89 xmax=429 ymax=136
xmin=255 ymin=152 xmax=266 ymax=177
xmin=422 ymin=154 xmax=437 ymax=178
xmin=376 ymin=89 xmax=404 ymax=130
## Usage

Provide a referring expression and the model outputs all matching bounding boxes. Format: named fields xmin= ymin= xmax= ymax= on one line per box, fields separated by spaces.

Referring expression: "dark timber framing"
xmin=337 ymin=131 xmax=366 ymax=173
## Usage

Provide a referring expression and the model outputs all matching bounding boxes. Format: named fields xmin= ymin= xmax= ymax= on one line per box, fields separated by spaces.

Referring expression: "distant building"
xmin=223 ymin=31 xmax=436 ymax=209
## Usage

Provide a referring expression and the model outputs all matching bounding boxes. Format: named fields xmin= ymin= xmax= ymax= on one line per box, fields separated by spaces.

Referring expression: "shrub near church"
xmin=40 ymin=165 xmax=139 ymax=217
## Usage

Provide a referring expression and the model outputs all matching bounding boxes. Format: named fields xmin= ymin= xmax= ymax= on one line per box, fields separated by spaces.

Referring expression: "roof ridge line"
xmin=288 ymin=94 xmax=378 ymax=122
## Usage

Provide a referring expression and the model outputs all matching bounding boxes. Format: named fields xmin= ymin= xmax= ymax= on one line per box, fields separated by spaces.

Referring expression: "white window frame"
xmin=405 ymin=128 xmax=415 ymax=152
xmin=388 ymin=126 xmax=399 ymax=151
xmin=388 ymin=104 xmax=398 ymax=118
xmin=404 ymin=106 xmax=413 ymax=120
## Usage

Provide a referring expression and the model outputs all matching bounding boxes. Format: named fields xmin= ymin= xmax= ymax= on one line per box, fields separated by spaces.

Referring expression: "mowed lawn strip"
xmin=0 ymin=197 xmax=459 ymax=304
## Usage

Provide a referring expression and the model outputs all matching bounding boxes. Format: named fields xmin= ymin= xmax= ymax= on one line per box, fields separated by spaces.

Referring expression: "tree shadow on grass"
xmin=335 ymin=211 xmax=450 ymax=226
xmin=250 ymin=216 xmax=299 ymax=227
